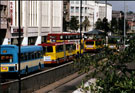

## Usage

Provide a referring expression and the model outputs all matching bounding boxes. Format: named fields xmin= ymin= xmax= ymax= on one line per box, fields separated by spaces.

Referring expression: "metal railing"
xmin=0 ymin=62 xmax=77 ymax=93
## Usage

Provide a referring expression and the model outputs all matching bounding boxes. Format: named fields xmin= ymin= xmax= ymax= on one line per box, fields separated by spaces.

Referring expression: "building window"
xmin=85 ymin=8 xmax=87 ymax=13
xmin=82 ymin=1 xmax=85 ymax=4
xmin=71 ymin=1 xmax=74 ymax=4
xmin=85 ymin=1 xmax=87 ymax=5
xmin=42 ymin=1 xmax=49 ymax=27
xmin=71 ymin=7 xmax=74 ymax=13
xmin=76 ymin=7 xmax=79 ymax=13
xmin=76 ymin=1 xmax=79 ymax=4
xmin=28 ymin=1 xmax=37 ymax=27
xmin=82 ymin=7 xmax=84 ymax=13
xmin=76 ymin=16 xmax=79 ymax=20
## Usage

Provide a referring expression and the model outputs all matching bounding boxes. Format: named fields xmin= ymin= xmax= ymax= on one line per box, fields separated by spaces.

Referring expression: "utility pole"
xmin=105 ymin=0 xmax=107 ymax=18
xmin=124 ymin=0 xmax=126 ymax=49
xmin=80 ymin=0 xmax=82 ymax=56
xmin=18 ymin=0 xmax=21 ymax=93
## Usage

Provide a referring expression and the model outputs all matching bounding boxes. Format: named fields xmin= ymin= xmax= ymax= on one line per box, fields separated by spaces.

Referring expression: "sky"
xmin=108 ymin=1 xmax=135 ymax=12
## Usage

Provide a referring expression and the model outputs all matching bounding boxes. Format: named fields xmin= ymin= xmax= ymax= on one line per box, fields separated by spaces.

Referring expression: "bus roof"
xmin=38 ymin=42 xmax=75 ymax=47
xmin=0 ymin=45 xmax=42 ymax=53
xmin=21 ymin=46 xmax=43 ymax=53
xmin=0 ymin=45 xmax=18 ymax=49
xmin=48 ymin=33 xmax=80 ymax=36
xmin=85 ymin=39 xmax=102 ymax=42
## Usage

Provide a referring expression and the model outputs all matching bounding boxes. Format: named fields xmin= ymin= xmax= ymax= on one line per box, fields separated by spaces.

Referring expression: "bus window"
xmin=56 ymin=45 xmax=63 ymax=52
xmin=31 ymin=52 xmax=35 ymax=59
xmin=20 ymin=53 xmax=24 ymax=61
xmin=97 ymin=41 xmax=101 ymax=45
xmin=47 ymin=46 xmax=53 ymax=52
xmin=81 ymin=43 xmax=84 ymax=49
xmin=28 ymin=53 xmax=31 ymax=60
xmin=86 ymin=41 xmax=94 ymax=45
xmin=0 ymin=55 xmax=13 ymax=63
xmin=24 ymin=53 xmax=28 ymax=61
xmin=73 ymin=44 xmax=76 ymax=50
xmin=66 ymin=44 xmax=70 ymax=51
xmin=37 ymin=51 xmax=41 ymax=58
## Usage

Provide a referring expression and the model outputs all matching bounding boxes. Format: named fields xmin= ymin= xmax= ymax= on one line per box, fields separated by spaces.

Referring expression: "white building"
xmin=3 ymin=1 xmax=63 ymax=45
xmin=69 ymin=1 xmax=112 ymax=32
xmin=97 ymin=2 xmax=112 ymax=22
xmin=69 ymin=1 xmax=95 ymax=32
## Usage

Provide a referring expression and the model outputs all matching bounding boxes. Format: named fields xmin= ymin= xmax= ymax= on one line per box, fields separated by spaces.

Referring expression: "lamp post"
xmin=80 ymin=0 xmax=82 ymax=56
xmin=18 ymin=0 xmax=21 ymax=93
xmin=124 ymin=0 xmax=126 ymax=49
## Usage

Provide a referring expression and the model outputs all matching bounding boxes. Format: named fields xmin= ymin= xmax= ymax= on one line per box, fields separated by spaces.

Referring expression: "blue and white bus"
xmin=0 ymin=45 xmax=44 ymax=75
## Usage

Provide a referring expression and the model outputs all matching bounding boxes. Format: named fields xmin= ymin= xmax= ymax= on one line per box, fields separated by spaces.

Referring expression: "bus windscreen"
xmin=0 ymin=55 xmax=13 ymax=63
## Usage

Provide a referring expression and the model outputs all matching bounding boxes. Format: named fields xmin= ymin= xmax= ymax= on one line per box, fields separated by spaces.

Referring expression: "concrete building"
xmin=112 ymin=10 xmax=122 ymax=20
xmin=69 ymin=1 xmax=112 ymax=32
xmin=69 ymin=1 xmax=95 ymax=32
xmin=0 ymin=1 xmax=8 ymax=45
xmin=63 ymin=0 xmax=70 ymax=32
xmin=97 ymin=2 xmax=112 ymax=22
xmin=3 ymin=1 xmax=63 ymax=45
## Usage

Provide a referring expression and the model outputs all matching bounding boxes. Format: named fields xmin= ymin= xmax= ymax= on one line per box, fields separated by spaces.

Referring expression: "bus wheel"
xmin=66 ymin=57 xmax=69 ymax=62
xmin=25 ymin=67 xmax=28 ymax=75
xmin=56 ymin=59 xmax=59 ymax=64
xmin=38 ymin=63 xmax=41 ymax=70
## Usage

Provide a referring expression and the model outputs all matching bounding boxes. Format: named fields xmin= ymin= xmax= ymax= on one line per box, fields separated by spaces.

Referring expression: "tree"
xmin=118 ymin=16 xmax=130 ymax=35
xmin=111 ymin=17 xmax=118 ymax=33
xmin=128 ymin=11 xmax=133 ymax=14
xmin=102 ymin=17 xmax=110 ymax=35
xmin=63 ymin=17 xmax=69 ymax=32
xmin=69 ymin=16 xmax=79 ymax=31
xmin=82 ymin=17 xmax=90 ymax=31
xmin=95 ymin=18 xmax=102 ymax=30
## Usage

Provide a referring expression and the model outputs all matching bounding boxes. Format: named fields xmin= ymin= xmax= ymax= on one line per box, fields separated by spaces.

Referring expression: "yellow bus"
xmin=84 ymin=39 xmax=104 ymax=52
xmin=38 ymin=42 xmax=77 ymax=64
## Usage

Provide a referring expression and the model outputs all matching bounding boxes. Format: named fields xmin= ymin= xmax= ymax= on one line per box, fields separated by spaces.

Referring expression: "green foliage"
xmin=82 ymin=17 xmax=90 ymax=31
xmin=75 ymin=36 xmax=135 ymax=92
xmin=111 ymin=17 xmax=118 ymax=33
xmin=63 ymin=17 xmax=69 ymax=32
xmin=95 ymin=15 xmax=130 ymax=36
xmin=69 ymin=16 xmax=79 ymax=31
xmin=95 ymin=18 xmax=103 ymax=30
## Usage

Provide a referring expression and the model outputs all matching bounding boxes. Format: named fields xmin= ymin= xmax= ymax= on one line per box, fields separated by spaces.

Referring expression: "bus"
xmin=47 ymin=33 xmax=84 ymax=55
xmin=108 ymin=36 xmax=121 ymax=50
xmin=0 ymin=45 xmax=44 ymax=75
xmin=38 ymin=42 xmax=76 ymax=64
xmin=84 ymin=39 xmax=104 ymax=52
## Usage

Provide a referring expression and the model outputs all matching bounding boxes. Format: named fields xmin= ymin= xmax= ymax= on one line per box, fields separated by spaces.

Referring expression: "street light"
xmin=18 ymin=0 xmax=21 ymax=93
xmin=124 ymin=0 xmax=126 ymax=49
xmin=80 ymin=0 xmax=82 ymax=56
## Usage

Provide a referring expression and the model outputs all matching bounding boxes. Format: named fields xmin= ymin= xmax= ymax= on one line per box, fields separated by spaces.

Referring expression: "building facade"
xmin=0 ymin=1 xmax=8 ymax=45
xmin=69 ymin=1 xmax=95 ymax=32
xmin=97 ymin=2 xmax=112 ymax=22
xmin=3 ymin=1 xmax=63 ymax=45
xmin=69 ymin=1 xmax=112 ymax=32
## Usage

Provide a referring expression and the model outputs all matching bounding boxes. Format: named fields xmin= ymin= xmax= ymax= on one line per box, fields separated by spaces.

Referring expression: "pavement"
xmin=33 ymin=66 xmax=94 ymax=93
xmin=33 ymin=72 xmax=82 ymax=93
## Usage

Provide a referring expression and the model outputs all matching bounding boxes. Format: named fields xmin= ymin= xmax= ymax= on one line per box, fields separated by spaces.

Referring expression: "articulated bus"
xmin=38 ymin=42 xmax=76 ymax=64
xmin=47 ymin=33 xmax=84 ymax=55
xmin=0 ymin=45 xmax=44 ymax=75
xmin=84 ymin=39 xmax=104 ymax=52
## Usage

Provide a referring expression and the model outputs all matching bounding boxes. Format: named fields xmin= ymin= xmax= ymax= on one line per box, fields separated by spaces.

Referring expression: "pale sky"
xmin=108 ymin=1 xmax=135 ymax=12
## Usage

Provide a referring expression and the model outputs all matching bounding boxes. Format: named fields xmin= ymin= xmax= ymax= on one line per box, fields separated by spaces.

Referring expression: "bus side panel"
xmin=20 ymin=58 xmax=44 ymax=74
